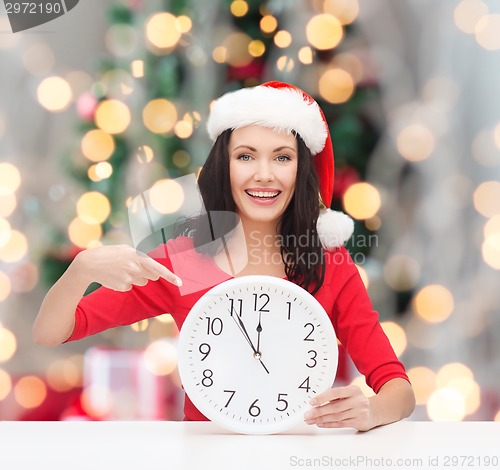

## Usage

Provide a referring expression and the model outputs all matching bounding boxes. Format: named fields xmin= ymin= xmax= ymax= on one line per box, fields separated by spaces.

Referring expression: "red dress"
xmin=67 ymin=237 xmax=409 ymax=421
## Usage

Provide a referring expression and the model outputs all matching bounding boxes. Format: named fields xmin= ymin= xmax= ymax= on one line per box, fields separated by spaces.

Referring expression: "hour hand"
xmin=256 ymin=312 xmax=263 ymax=353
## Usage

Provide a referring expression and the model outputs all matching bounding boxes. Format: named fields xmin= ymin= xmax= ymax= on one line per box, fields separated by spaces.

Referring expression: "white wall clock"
xmin=177 ymin=275 xmax=338 ymax=434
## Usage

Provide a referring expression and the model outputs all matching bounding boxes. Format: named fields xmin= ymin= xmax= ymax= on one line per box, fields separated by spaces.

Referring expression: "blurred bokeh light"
xmin=413 ymin=285 xmax=454 ymax=324
xmin=37 ymin=76 xmax=73 ymax=112
xmin=95 ymin=99 xmax=131 ymax=134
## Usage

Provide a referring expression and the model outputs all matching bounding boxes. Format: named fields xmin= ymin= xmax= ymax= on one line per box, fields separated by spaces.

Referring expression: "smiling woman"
xmin=33 ymin=81 xmax=415 ymax=432
xmin=228 ymin=126 xmax=298 ymax=223
xmin=193 ymin=124 xmax=324 ymax=286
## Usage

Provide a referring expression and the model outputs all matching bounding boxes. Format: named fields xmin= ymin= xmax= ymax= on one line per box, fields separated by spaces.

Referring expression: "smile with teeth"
xmin=245 ymin=190 xmax=281 ymax=199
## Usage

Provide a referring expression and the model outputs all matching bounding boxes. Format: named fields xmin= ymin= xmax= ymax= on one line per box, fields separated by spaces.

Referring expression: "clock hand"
xmin=236 ymin=314 xmax=270 ymax=374
xmin=257 ymin=357 xmax=270 ymax=374
xmin=229 ymin=308 xmax=270 ymax=374
xmin=256 ymin=312 xmax=262 ymax=353
xmin=230 ymin=308 xmax=256 ymax=350
xmin=254 ymin=313 xmax=270 ymax=373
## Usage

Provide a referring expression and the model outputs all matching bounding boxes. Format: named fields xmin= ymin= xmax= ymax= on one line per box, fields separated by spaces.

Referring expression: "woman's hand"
xmin=33 ymin=244 xmax=183 ymax=346
xmin=304 ymin=385 xmax=374 ymax=431
xmin=304 ymin=379 xmax=415 ymax=431
xmin=75 ymin=244 xmax=182 ymax=291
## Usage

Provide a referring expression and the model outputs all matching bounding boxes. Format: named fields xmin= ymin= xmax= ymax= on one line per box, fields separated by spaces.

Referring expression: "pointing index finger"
xmin=139 ymin=255 xmax=183 ymax=286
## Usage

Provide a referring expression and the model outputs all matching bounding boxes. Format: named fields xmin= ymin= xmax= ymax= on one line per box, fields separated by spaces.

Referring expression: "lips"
xmin=245 ymin=189 xmax=281 ymax=200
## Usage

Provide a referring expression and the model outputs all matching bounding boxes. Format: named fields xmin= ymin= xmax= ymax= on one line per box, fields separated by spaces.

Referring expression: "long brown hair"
xmin=178 ymin=129 xmax=326 ymax=294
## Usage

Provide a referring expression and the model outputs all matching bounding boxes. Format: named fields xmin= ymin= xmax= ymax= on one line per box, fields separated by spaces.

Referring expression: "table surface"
xmin=1 ymin=420 xmax=499 ymax=470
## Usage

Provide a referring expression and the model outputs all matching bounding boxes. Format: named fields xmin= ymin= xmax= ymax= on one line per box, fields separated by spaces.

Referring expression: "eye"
xmin=237 ymin=154 xmax=252 ymax=161
xmin=276 ymin=155 xmax=291 ymax=162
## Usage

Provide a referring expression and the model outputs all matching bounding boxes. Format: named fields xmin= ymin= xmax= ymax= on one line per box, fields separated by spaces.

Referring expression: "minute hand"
xmin=229 ymin=308 xmax=270 ymax=374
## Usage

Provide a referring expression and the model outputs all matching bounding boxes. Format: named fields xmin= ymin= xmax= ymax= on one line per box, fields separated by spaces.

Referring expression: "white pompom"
xmin=317 ymin=209 xmax=354 ymax=250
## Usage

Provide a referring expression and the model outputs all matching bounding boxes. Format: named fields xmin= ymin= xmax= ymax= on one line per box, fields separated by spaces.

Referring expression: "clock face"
xmin=177 ymin=275 xmax=338 ymax=434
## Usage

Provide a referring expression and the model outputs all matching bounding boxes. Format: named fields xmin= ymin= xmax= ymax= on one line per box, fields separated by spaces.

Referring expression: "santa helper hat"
xmin=206 ymin=81 xmax=354 ymax=250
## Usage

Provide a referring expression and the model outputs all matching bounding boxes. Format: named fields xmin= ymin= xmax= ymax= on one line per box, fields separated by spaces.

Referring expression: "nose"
xmin=254 ymin=160 xmax=274 ymax=182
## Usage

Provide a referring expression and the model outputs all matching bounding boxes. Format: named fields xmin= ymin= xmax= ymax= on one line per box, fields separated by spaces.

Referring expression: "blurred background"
xmin=1 ymin=0 xmax=500 ymax=422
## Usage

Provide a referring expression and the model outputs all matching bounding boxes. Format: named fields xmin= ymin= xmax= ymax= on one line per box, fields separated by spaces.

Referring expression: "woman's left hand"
xmin=304 ymin=385 xmax=374 ymax=431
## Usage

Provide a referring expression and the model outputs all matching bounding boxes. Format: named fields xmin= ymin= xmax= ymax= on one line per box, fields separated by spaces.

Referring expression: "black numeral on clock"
xmin=206 ymin=317 xmax=223 ymax=335
xmin=299 ymin=377 xmax=311 ymax=392
xmin=253 ymin=293 xmax=270 ymax=312
xmin=202 ymin=369 xmax=213 ymax=387
xmin=224 ymin=390 xmax=236 ymax=407
xmin=276 ymin=393 xmax=289 ymax=412
xmin=306 ymin=350 xmax=317 ymax=368
xmin=248 ymin=399 xmax=261 ymax=417
xmin=286 ymin=301 xmax=292 ymax=320
xmin=198 ymin=343 xmax=211 ymax=361
xmin=303 ymin=323 xmax=315 ymax=341
xmin=229 ymin=298 xmax=243 ymax=317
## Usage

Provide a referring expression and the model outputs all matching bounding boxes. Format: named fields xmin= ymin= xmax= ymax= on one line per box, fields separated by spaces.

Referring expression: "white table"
xmin=0 ymin=421 xmax=499 ymax=469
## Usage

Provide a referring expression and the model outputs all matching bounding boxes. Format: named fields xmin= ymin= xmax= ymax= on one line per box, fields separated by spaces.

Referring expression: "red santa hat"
xmin=206 ymin=81 xmax=354 ymax=250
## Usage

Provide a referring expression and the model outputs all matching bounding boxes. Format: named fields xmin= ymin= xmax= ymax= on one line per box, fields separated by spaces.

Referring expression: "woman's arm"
xmin=305 ymin=378 xmax=415 ymax=431
xmin=32 ymin=245 xmax=182 ymax=346
xmin=32 ymin=252 xmax=91 ymax=346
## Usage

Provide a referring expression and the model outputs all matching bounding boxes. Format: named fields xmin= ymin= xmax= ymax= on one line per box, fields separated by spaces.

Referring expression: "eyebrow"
xmin=232 ymin=145 xmax=297 ymax=153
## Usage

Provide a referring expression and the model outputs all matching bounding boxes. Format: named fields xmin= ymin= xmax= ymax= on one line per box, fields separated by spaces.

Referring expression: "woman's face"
xmin=228 ymin=125 xmax=298 ymax=227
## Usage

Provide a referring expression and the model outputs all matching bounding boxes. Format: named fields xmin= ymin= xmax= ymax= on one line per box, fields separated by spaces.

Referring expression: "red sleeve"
xmin=66 ymin=242 xmax=181 ymax=342
xmin=324 ymin=247 xmax=410 ymax=393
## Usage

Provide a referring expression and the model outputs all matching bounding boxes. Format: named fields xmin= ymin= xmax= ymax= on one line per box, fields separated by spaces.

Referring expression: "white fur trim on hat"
xmin=317 ymin=209 xmax=354 ymax=250
xmin=207 ymin=86 xmax=328 ymax=155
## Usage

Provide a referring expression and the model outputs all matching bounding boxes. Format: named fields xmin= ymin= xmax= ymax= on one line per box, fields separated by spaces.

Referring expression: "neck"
xmin=241 ymin=218 xmax=279 ymax=243
xmin=212 ymin=217 xmax=286 ymax=278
